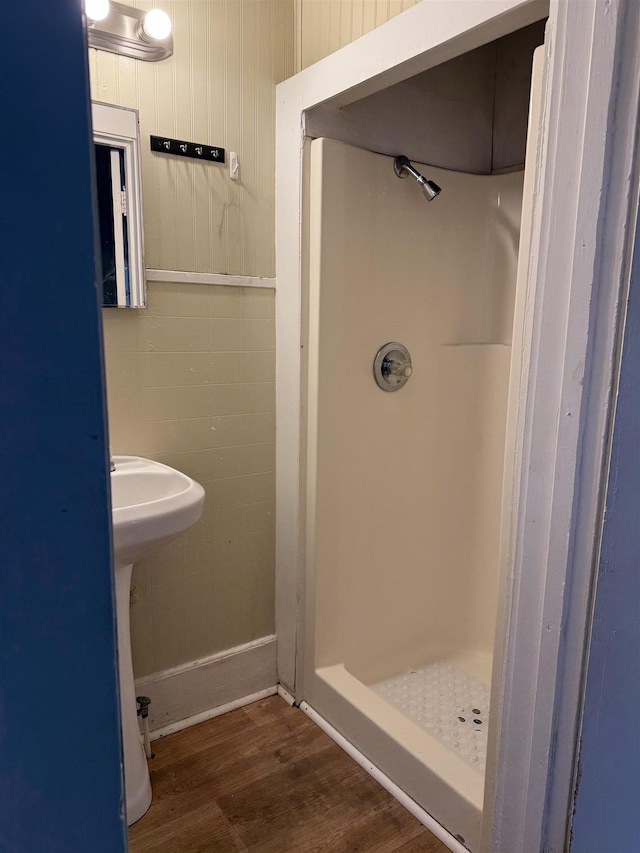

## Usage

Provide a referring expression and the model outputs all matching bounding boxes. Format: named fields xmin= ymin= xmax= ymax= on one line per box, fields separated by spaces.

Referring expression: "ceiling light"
xmin=142 ymin=9 xmax=172 ymax=42
xmin=85 ymin=0 xmax=110 ymax=22
xmin=87 ymin=1 xmax=173 ymax=62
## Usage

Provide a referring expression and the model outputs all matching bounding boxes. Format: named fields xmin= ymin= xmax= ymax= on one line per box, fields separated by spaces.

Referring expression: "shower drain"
xmin=372 ymin=662 xmax=490 ymax=772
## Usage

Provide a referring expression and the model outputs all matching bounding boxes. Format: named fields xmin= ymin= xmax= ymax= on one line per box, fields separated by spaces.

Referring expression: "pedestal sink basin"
xmin=110 ymin=456 xmax=205 ymax=825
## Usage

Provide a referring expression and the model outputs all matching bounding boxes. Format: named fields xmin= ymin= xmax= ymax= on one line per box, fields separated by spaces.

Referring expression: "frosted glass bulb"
xmin=85 ymin=0 xmax=110 ymax=21
xmin=143 ymin=9 xmax=172 ymax=41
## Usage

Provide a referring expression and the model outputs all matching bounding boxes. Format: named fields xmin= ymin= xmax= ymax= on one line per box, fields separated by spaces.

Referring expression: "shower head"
xmin=393 ymin=155 xmax=441 ymax=202
xmin=420 ymin=178 xmax=441 ymax=201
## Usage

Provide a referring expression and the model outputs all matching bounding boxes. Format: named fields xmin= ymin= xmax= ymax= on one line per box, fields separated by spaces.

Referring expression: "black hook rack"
xmin=150 ymin=135 xmax=225 ymax=163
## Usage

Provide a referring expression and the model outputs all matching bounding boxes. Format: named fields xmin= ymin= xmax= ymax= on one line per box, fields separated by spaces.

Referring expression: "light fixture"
xmin=87 ymin=1 xmax=173 ymax=62
xmin=85 ymin=0 xmax=110 ymax=22
xmin=142 ymin=9 xmax=172 ymax=42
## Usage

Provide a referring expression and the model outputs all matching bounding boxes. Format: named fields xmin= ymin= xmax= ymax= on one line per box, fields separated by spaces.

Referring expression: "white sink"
xmin=109 ymin=455 xmax=205 ymax=826
xmin=111 ymin=455 xmax=205 ymax=566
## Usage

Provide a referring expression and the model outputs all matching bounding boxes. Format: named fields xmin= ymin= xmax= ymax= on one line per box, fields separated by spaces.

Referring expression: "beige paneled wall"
xmin=90 ymin=0 xmax=294 ymax=277
xmin=296 ymin=0 xmax=419 ymax=70
xmin=93 ymin=0 xmax=290 ymax=679
xmin=103 ymin=283 xmax=275 ymax=675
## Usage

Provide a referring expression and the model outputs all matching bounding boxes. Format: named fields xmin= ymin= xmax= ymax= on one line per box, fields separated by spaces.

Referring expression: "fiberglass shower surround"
xmin=304 ymin=138 xmax=524 ymax=851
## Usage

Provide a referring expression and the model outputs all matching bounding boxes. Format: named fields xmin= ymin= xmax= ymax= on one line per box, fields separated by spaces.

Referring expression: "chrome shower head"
xmin=420 ymin=176 xmax=441 ymax=201
xmin=393 ymin=155 xmax=441 ymax=202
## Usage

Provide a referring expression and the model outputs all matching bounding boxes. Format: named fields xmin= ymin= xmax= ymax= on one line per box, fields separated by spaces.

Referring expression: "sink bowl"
xmin=111 ymin=455 xmax=205 ymax=566
xmin=109 ymin=455 xmax=205 ymax=825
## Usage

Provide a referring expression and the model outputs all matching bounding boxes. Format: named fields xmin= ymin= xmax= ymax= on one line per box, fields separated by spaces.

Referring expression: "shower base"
xmin=313 ymin=661 xmax=487 ymax=849
xmin=371 ymin=662 xmax=489 ymax=773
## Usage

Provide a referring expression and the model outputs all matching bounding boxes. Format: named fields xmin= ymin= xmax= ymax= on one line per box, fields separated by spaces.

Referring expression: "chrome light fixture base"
xmin=87 ymin=1 xmax=173 ymax=62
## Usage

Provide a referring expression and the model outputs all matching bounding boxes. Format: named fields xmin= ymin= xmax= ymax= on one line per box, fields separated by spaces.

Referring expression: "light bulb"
xmin=143 ymin=9 xmax=172 ymax=41
xmin=85 ymin=0 xmax=110 ymax=22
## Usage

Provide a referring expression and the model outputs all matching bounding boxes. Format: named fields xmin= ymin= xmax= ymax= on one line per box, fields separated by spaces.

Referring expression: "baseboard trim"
xmin=136 ymin=634 xmax=277 ymax=735
xmin=299 ymin=701 xmax=468 ymax=853
xmin=150 ymin=686 xmax=278 ymax=741
xmin=277 ymin=684 xmax=296 ymax=706
xmin=145 ymin=269 xmax=276 ymax=288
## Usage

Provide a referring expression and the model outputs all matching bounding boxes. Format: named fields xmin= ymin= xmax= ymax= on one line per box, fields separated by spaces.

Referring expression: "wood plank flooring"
xmin=129 ymin=695 xmax=451 ymax=853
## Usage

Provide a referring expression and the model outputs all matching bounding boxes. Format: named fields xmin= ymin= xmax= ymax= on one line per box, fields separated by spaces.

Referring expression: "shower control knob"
xmin=383 ymin=358 xmax=412 ymax=378
xmin=373 ymin=343 xmax=413 ymax=392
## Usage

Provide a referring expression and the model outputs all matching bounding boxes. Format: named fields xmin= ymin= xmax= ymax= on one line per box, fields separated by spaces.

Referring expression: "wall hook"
xmin=150 ymin=135 xmax=225 ymax=163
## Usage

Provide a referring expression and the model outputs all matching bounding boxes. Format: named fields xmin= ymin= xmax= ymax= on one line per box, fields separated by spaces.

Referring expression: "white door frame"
xmin=274 ymin=1 xmax=640 ymax=850
xmin=485 ymin=2 xmax=640 ymax=850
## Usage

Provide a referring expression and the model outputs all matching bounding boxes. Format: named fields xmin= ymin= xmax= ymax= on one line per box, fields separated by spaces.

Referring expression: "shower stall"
xmin=273 ymin=2 xmax=577 ymax=848
xmin=303 ymin=136 xmax=525 ymax=848
xmin=276 ymin=1 xmax=639 ymax=850
xmin=286 ymin=22 xmax=547 ymax=845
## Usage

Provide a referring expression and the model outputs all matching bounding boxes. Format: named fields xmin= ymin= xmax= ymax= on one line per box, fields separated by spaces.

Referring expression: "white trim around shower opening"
xmin=274 ymin=1 xmax=640 ymax=852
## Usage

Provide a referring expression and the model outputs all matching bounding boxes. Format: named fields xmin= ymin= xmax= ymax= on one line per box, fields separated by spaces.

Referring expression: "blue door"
xmin=0 ymin=2 xmax=127 ymax=850
xmin=571 ymin=209 xmax=640 ymax=851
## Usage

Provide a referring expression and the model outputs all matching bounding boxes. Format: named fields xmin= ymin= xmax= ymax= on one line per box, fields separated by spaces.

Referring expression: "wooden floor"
xmin=129 ymin=695 xmax=450 ymax=853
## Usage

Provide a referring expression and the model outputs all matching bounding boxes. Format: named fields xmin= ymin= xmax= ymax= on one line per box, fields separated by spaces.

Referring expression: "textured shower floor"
xmin=372 ymin=662 xmax=490 ymax=773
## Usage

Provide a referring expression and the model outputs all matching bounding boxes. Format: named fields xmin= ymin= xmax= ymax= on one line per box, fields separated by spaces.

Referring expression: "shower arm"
xmin=394 ymin=155 xmax=422 ymax=182
xmin=393 ymin=155 xmax=441 ymax=202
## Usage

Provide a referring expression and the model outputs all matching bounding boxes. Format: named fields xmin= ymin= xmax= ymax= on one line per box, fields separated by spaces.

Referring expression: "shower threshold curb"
xmin=299 ymin=700 xmax=470 ymax=853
